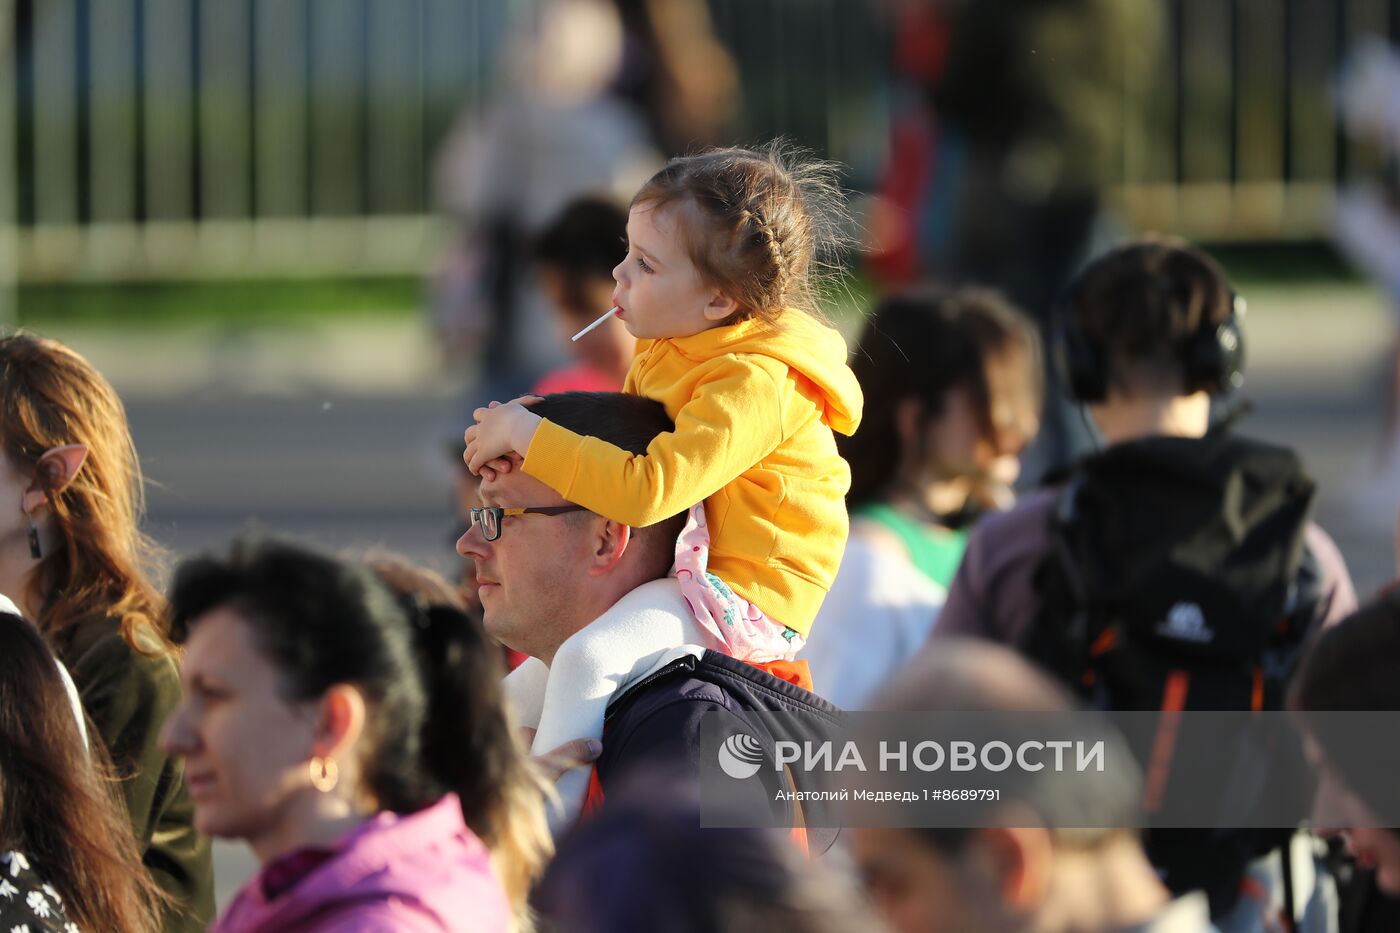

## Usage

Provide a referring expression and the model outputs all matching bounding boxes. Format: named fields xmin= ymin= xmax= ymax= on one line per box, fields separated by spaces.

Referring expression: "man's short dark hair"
xmin=531 ymin=391 xmax=675 ymax=459
xmin=531 ymin=392 xmax=687 ymax=576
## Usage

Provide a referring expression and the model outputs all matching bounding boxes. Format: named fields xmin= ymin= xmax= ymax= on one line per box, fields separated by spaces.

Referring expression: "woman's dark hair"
xmin=1290 ymin=587 xmax=1400 ymax=834
xmin=0 ymin=613 xmax=166 ymax=931
xmin=842 ymin=286 xmax=1042 ymax=509
xmin=167 ymin=536 xmax=549 ymax=911
xmin=1065 ymin=237 xmax=1234 ymax=389
xmin=535 ymin=773 xmax=881 ymax=933
xmin=362 ymin=553 xmax=550 ymax=918
xmin=533 ymin=197 xmax=629 ymax=314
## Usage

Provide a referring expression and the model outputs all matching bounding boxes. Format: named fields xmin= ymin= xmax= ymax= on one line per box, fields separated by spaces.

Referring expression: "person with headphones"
xmin=932 ymin=237 xmax=1358 ymax=929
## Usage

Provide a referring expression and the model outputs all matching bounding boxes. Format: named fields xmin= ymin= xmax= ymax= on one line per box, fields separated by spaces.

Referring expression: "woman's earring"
xmin=26 ymin=517 xmax=40 ymax=560
xmin=309 ymin=756 xmax=339 ymax=793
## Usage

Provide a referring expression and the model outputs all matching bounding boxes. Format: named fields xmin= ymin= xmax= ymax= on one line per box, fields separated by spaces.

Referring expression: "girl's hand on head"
xmin=465 ymin=399 xmax=544 ymax=474
xmin=462 ymin=421 xmax=488 ymax=475
xmin=479 ymin=453 xmax=522 ymax=482
xmin=468 ymin=396 xmax=543 ymax=425
xmin=462 ymin=402 xmax=502 ymax=454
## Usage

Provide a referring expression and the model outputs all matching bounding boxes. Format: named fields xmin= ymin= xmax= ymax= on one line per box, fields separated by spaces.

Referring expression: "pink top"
xmin=213 ymin=795 xmax=510 ymax=933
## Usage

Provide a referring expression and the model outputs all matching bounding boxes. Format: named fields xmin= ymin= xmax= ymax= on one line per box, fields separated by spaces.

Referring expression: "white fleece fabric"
xmin=503 ymin=577 xmax=723 ymax=833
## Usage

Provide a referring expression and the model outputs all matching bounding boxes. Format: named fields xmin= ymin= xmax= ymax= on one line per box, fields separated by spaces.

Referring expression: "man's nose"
xmin=456 ymin=523 xmax=489 ymax=560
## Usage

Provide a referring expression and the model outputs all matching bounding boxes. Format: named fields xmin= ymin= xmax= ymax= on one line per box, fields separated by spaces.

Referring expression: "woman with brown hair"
xmin=0 ymin=333 xmax=213 ymax=930
xmin=800 ymin=285 xmax=1042 ymax=708
xmin=0 ymin=608 xmax=167 ymax=932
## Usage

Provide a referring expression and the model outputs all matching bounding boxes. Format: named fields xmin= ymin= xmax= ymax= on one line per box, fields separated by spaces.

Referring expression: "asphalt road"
xmin=128 ymin=391 xmax=468 ymax=573
xmin=123 ymin=389 xmax=472 ymax=909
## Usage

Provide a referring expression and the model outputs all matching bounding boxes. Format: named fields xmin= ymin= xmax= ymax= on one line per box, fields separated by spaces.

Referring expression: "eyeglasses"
xmin=467 ymin=505 xmax=588 ymax=542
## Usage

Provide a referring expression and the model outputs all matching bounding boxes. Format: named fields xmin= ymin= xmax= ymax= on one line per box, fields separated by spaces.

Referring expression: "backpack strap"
xmin=1142 ymin=670 xmax=1190 ymax=814
xmin=1025 ymin=474 xmax=1100 ymax=684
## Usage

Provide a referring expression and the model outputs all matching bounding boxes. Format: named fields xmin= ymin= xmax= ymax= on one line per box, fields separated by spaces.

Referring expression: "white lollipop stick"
xmin=572 ymin=306 xmax=620 ymax=342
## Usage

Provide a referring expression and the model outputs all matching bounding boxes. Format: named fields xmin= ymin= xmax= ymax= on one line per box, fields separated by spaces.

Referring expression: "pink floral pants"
xmin=671 ymin=503 xmax=804 ymax=663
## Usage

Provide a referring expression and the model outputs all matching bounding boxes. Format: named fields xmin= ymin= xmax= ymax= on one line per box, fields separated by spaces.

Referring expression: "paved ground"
xmin=36 ymin=282 xmax=1398 ymax=908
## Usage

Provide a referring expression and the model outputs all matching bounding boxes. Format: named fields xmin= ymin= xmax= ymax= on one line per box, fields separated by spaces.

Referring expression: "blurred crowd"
xmin=7 ymin=2 xmax=1400 ymax=933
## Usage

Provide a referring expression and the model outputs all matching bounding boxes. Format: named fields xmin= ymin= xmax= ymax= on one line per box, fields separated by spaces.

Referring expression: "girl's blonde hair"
xmin=632 ymin=142 xmax=852 ymax=326
xmin=0 ymin=333 xmax=169 ymax=653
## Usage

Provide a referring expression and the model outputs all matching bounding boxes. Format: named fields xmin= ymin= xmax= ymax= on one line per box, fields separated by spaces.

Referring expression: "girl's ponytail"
xmin=364 ymin=554 xmax=554 ymax=924
xmin=410 ymin=604 xmax=553 ymax=919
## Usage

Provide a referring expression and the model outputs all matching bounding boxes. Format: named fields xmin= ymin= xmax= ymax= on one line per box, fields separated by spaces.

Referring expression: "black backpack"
xmin=1022 ymin=431 xmax=1325 ymax=917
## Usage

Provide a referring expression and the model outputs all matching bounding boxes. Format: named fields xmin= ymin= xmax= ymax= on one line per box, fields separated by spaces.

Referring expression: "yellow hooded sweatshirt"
xmin=523 ymin=311 xmax=863 ymax=635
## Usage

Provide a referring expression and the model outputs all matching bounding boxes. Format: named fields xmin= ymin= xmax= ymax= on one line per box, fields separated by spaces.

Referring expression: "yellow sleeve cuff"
xmin=522 ymin=418 xmax=586 ymax=497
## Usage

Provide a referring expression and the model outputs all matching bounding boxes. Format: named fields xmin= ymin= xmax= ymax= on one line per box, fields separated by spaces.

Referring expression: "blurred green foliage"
xmin=16 ymin=276 xmax=422 ymax=327
xmin=9 ymin=243 xmax=1369 ymax=334
xmin=1206 ymin=242 xmax=1364 ymax=288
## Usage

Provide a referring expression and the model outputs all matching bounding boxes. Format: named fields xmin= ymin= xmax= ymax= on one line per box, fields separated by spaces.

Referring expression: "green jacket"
xmin=54 ymin=615 xmax=214 ymax=933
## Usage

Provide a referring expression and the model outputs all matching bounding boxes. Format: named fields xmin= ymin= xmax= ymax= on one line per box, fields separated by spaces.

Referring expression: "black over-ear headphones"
xmin=1054 ymin=285 xmax=1246 ymax=404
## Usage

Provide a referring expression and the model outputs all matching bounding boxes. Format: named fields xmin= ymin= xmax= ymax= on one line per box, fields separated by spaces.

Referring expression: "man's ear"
xmin=587 ymin=519 xmax=632 ymax=576
xmin=702 ymin=290 xmax=740 ymax=322
xmin=973 ymin=826 xmax=1052 ymax=911
xmin=313 ymin=684 xmax=367 ymax=761
xmin=23 ymin=445 xmax=88 ymax=513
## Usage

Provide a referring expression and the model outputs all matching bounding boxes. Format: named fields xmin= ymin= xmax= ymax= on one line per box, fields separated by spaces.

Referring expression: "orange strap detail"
xmin=784 ymin=764 xmax=812 ymax=857
xmin=1142 ymin=670 xmax=1190 ymax=814
xmin=1089 ymin=625 xmax=1118 ymax=657
xmin=582 ymin=765 xmax=606 ymax=819
xmin=1238 ymin=875 xmax=1268 ymax=900
xmin=749 ymin=658 xmax=815 ymax=693
xmin=1251 ymin=667 xmax=1265 ymax=712
xmin=749 ymin=659 xmax=816 ymax=855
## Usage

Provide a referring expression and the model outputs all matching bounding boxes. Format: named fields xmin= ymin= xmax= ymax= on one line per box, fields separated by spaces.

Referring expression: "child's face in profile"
xmin=611 ymin=204 xmax=734 ymax=340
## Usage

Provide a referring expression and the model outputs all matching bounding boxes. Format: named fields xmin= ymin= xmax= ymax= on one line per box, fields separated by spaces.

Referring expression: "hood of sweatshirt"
xmin=213 ymin=795 xmax=509 ymax=933
xmin=670 ymin=312 xmax=863 ymax=436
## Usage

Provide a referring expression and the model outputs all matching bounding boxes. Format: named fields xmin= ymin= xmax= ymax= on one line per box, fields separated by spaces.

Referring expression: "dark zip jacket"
xmin=592 ymin=650 xmax=844 ymax=851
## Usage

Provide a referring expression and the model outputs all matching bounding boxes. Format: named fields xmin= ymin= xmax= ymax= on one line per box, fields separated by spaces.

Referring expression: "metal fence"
xmin=1121 ymin=0 xmax=1387 ymax=242
xmin=0 ymin=0 xmax=1387 ymax=288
